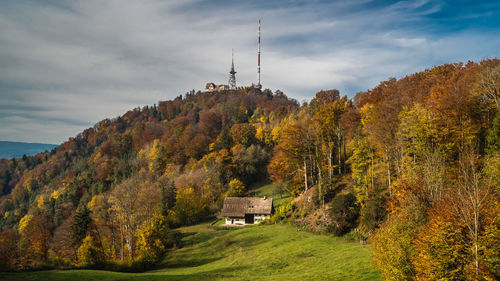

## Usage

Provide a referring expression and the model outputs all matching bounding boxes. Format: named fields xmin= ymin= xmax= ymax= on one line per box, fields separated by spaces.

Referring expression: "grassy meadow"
xmin=0 ymin=222 xmax=381 ymax=281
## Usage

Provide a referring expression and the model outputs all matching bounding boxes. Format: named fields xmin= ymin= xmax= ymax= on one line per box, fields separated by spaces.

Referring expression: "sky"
xmin=1 ymin=0 xmax=500 ymax=144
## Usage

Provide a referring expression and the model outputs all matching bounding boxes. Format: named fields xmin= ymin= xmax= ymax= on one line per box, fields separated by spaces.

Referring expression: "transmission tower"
xmin=257 ymin=19 xmax=261 ymax=89
xmin=229 ymin=49 xmax=237 ymax=89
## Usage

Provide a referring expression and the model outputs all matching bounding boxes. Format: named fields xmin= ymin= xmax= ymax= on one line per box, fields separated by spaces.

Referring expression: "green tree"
xmin=71 ymin=205 xmax=91 ymax=249
xmin=486 ymin=111 xmax=500 ymax=155
xmin=328 ymin=193 xmax=359 ymax=236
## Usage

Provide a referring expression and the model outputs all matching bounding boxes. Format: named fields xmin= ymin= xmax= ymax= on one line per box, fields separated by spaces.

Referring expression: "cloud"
xmin=0 ymin=0 xmax=499 ymax=143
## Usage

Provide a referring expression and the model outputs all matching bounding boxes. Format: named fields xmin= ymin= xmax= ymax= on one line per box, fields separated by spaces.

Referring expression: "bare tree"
xmin=475 ymin=65 xmax=500 ymax=109
xmin=452 ymin=150 xmax=492 ymax=279
xmin=109 ymin=174 xmax=161 ymax=260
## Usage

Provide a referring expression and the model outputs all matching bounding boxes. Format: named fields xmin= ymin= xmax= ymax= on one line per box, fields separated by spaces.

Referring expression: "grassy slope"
xmin=248 ymin=183 xmax=291 ymax=207
xmin=0 ymin=223 xmax=381 ymax=281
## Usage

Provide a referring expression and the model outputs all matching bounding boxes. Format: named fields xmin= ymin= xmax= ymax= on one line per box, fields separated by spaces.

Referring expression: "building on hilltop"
xmin=220 ymin=197 xmax=273 ymax=225
xmin=205 ymin=83 xmax=229 ymax=92
xmin=205 ymin=83 xmax=216 ymax=91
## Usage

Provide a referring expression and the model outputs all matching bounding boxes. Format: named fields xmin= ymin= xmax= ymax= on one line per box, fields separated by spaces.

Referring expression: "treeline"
xmin=0 ymin=88 xmax=298 ymax=270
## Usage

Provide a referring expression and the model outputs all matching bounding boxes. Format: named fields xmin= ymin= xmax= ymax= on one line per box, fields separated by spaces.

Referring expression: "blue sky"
xmin=1 ymin=0 xmax=499 ymax=144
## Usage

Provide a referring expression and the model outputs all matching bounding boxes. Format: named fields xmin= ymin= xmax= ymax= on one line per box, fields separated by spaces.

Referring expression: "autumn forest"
xmin=0 ymin=59 xmax=499 ymax=280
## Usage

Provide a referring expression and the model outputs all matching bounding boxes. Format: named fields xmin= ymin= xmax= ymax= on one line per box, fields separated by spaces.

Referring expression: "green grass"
xmin=0 ymin=223 xmax=381 ymax=281
xmin=249 ymin=183 xmax=291 ymax=207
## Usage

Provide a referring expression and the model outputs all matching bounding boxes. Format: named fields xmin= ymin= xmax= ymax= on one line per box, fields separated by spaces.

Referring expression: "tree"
xmin=347 ymin=135 xmax=374 ymax=204
xmin=270 ymin=113 xmax=315 ymax=194
xmin=309 ymin=89 xmax=340 ymax=112
xmin=0 ymin=229 xmax=19 ymax=270
xmin=486 ymin=111 xmax=500 ymax=155
xmin=109 ymin=174 xmax=161 ymax=260
xmin=413 ymin=202 xmax=470 ymax=281
xmin=452 ymin=150 xmax=493 ymax=279
xmin=397 ymin=104 xmax=445 ymax=202
xmin=77 ymin=235 xmax=106 ymax=267
xmin=230 ymin=144 xmax=269 ymax=185
xmin=71 ymin=205 xmax=91 ymax=251
xmin=136 ymin=215 xmax=178 ymax=265
xmin=19 ymin=214 xmax=52 ymax=263
xmin=475 ymin=62 xmax=500 ymax=109
xmin=227 ymin=179 xmax=246 ymax=197
xmin=230 ymin=123 xmax=256 ymax=147
xmin=372 ymin=205 xmax=425 ymax=281
xmin=328 ymin=193 xmax=360 ymax=236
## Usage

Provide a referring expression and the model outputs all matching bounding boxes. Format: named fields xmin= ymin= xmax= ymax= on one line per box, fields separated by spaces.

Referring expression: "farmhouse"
xmin=221 ymin=197 xmax=273 ymax=225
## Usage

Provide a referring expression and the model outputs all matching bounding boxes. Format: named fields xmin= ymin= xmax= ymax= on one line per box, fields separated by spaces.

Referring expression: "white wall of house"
xmin=253 ymin=214 xmax=270 ymax=224
xmin=225 ymin=214 xmax=270 ymax=225
xmin=225 ymin=217 xmax=245 ymax=225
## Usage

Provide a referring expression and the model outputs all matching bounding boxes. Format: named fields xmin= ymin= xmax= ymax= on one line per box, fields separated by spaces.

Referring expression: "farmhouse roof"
xmin=220 ymin=197 xmax=273 ymax=217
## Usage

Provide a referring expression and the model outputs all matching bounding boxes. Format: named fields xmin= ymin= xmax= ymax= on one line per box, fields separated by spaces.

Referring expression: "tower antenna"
xmin=257 ymin=19 xmax=261 ymax=89
xmin=229 ymin=48 xmax=237 ymax=89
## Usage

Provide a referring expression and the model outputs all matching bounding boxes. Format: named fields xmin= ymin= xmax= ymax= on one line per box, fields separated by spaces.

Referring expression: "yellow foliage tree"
xmin=77 ymin=235 xmax=106 ymax=266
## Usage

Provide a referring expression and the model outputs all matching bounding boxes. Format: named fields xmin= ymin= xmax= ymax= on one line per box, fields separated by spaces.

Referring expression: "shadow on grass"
xmin=0 ymin=265 xmax=247 ymax=281
xmin=158 ymin=255 xmax=223 ymax=269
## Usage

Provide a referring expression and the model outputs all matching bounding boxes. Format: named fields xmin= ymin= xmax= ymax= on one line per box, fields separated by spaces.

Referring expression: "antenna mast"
xmin=229 ymin=48 xmax=237 ymax=89
xmin=257 ymin=19 xmax=261 ymax=89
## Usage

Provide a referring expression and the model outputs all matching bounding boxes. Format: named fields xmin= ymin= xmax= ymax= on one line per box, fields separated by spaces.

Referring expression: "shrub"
xmin=77 ymin=235 xmax=106 ymax=267
xmin=271 ymin=199 xmax=295 ymax=223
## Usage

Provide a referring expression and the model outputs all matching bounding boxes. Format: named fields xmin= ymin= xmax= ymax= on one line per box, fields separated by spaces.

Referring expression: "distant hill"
xmin=0 ymin=141 xmax=57 ymax=159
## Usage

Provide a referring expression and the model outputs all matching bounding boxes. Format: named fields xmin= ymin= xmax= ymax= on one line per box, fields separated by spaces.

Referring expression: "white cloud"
xmin=0 ymin=0 xmax=499 ymax=143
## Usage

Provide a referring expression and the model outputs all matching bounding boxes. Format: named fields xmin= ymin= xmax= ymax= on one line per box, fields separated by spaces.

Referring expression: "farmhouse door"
xmin=245 ymin=214 xmax=254 ymax=224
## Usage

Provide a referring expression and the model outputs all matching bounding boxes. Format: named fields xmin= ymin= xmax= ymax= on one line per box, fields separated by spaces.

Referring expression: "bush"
xmin=46 ymin=256 xmax=74 ymax=269
xmin=77 ymin=235 xmax=106 ymax=267
xmin=271 ymin=199 xmax=295 ymax=223
xmin=136 ymin=215 xmax=181 ymax=265
xmin=328 ymin=193 xmax=360 ymax=236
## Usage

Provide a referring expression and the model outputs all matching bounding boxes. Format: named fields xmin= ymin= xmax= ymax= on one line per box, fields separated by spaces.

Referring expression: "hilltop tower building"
xmin=229 ymin=49 xmax=237 ymax=90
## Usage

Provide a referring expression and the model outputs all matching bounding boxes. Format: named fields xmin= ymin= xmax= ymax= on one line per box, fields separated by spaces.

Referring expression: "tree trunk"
xmin=120 ymin=223 xmax=124 ymax=261
xmin=128 ymin=230 xmax=135 ymax=258
xmin=328 ymin=147 xmax=332 ymax=183
xmin=343 ymin=136 xmax=346 ymax=172
xmin=385 ymin=149 xmax=391 ymax=195
xmin=338 ymin=132 xmax=342 ymax=175
xmin=370 ymin=151 xmax=374 ymax=192
xmin=303 ymin=157 xmax=308 ymax=191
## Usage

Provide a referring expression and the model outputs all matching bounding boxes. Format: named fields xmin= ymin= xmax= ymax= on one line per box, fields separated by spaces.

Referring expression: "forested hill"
xmin=0 ymin=59 xmax=499 ymax=280
xmin=0 ymin=141 xmax=58 ymax=159
xmin=0 ymin=88 xmax=298 ymax=226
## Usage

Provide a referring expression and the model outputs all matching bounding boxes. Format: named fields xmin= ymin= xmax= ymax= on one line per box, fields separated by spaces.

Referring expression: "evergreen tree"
xmin=71 ymin=205 xmax=91 ymax=248
xmin=486 ymin=111 xmax=500 ymax=155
